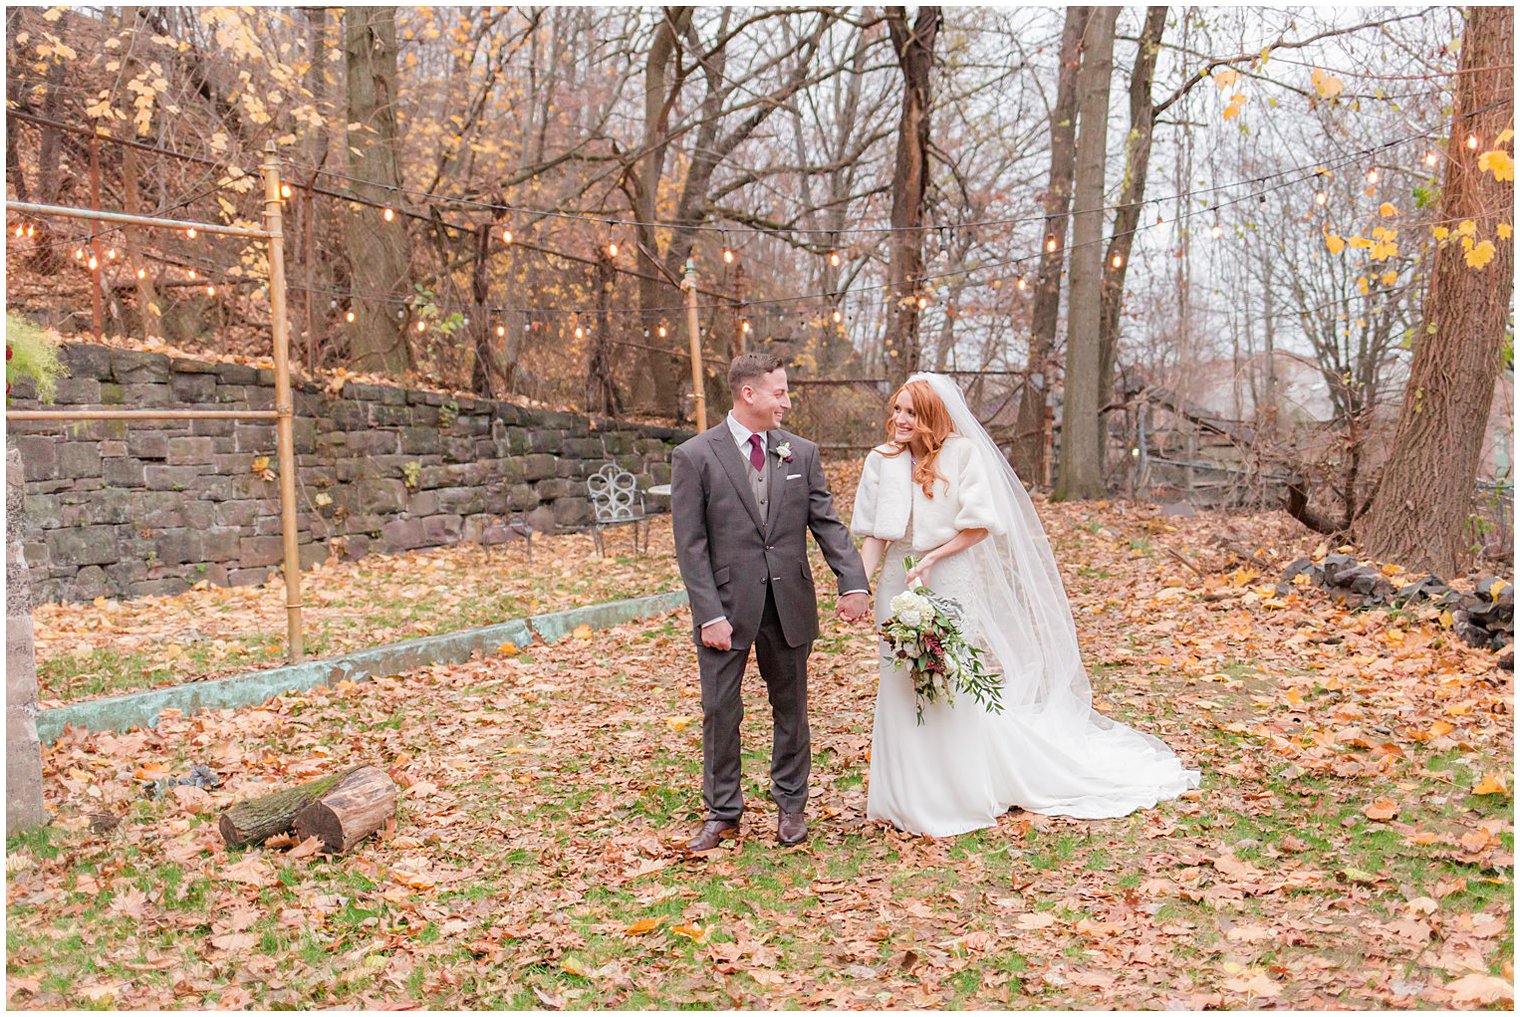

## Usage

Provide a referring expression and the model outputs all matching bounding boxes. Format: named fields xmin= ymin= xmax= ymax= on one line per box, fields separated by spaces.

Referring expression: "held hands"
xmin=836 ymin=591 xmax=872 ymax=624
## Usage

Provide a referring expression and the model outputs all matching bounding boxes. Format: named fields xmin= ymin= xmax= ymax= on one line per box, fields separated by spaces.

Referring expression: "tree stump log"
xmin=294 ymin=765 xmax=398 ymax=854
xmin=218 ymin=768 xmax=356 ymax=848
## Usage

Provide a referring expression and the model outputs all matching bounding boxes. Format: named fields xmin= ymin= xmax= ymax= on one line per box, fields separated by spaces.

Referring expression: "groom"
xmin=670 ymin=353 xmax=871 ymax=851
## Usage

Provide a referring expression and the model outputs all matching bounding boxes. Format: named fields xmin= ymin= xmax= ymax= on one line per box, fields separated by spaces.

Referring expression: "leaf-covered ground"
xmin=7 ymin=472 xmax=1514 ymax=1009
xmin=31 ymin=524 xmax=684 ymax=705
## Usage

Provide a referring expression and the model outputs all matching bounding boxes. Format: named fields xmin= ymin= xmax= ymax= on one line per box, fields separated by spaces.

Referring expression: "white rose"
xmin=897 ymin=607 xmax=923 ymax=628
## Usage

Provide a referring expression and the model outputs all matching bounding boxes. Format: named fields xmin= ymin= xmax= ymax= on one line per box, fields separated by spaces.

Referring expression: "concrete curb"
xmin=37 ymin=589 xmax=690 ymax=743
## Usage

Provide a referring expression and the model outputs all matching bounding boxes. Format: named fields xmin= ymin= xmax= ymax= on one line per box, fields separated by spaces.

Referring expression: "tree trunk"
xmin=1012 ymin=6 xmax=1089 ymax=483
xmin=1052 ymin=6 xmax=1117 ymax=502
xmin=343 ymin=6 xmax=412 ymax=375
xmin=471 ymin=223 xmax=494 ymax=396
xmin=219 ymin=768 xmax=357 ymax=848
xmin=1097 ymin=7 xmax=1167 ymax=422
xmin=1358 ymin=6 xmax=1514 ymax=574
xmin=883 ymin=6 xmax=941 ymax=388
xmin=587 ymin=251 xmax=620 ymax=417
xmin=6 ymin=438 xmax=48 ymax=832
xmin=293 ymin=765 xmax=398 ymax=853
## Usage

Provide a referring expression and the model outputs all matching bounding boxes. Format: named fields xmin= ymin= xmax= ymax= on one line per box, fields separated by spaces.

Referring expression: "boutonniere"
xmin=773 ymin=441 xmax=794 ymax=463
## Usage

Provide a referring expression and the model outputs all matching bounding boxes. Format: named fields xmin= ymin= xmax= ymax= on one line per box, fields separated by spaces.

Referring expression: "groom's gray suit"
xmin=671 ymin=421 xmax=868 ymax=822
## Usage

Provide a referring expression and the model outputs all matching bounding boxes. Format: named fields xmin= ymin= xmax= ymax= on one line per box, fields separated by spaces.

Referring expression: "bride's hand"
xmin=904 ymin=555 xmax=935 ymax=588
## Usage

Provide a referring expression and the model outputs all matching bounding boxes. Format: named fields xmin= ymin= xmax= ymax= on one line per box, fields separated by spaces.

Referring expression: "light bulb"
xmin=106 ymin=247 xmax=117 ymax=260
xmin=916 ymin=295 xmax=928 ymax=309
xmin=741 ymin=320 xmax=751 ymax=333
xmin=828 ymin=251 xmax=841 ymax=267
xmin=13 ymin=224 xmax=22 ymax=238
xmin=496 ymin=324 xmax=506 ymax=337
xmin=575 ymin=325 xmax=585 ymax=339
xmin=1467 ymin=133 xmax=1479 ymax=150
xmin=345 ymin=310 xmax=356 ymax=323
xmin=1016 ymin=275 xmax=1027 ymax=291
xmin=723 ymin=248 xmax=735 ymax=264
xmin=607 ymin=241 xmax=619 ymax=257
xmin=74 ymin=248 xmax=84 ymax=260
xmin=1111 ymin=253 xmax=1124 ymax=268
xmin=383 ymin=207 xmax=395 ymax=222
xmin=87 ymin=255 xmax=99 ymax=270
xmin=1315 ymin=190 xmax=1328 ymax=206
xmin=1211 ymin=224 xmax=1224 ymax=239
xmin=502 ymin=228 xmax=513 ymax=245
xmin=1366 ymin=168 xmax=1379 ymax=185
xmin=188 ymin=269 xmax=197 ymax=279
xmin=416 ymin=319 xmax=426 ymax=333
xmin=187 ymin=227 xmax=197 ymax=239
xmin=207 ymin=285 xmax=217 ymax=297
xmin=657 ymin=324 xmax=668 ymax=338
xmin=25 ymin=225 xmax=34 ymax=237
xmin=1045 ymin=235 xmax=1057 ymax=253
xmin=1425 ymin=150 xmax=1438 ymax=167
xmin=280 ymin=183 xmax=292 ymax=199
xmin=832 ymin=310 xmax=843 ymax=323
xmin=136 ymin=268 xmax=146 ymax=280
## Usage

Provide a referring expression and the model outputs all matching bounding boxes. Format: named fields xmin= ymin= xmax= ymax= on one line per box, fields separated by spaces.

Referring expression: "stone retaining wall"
xmin=8 ymin=343 xmax=692 ymax=603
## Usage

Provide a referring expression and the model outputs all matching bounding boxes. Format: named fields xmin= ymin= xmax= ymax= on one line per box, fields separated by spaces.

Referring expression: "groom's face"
xmin=739 ymin=368 xmax=790 ymax=430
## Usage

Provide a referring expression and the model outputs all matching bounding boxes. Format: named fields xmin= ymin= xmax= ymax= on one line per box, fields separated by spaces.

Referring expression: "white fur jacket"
xmin=850 ymin=434 xmax=1004 ymax=550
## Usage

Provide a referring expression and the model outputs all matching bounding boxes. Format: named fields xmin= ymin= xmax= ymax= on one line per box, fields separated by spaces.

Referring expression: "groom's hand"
xmin=700 ymin=618 xmax=734 ymax=651
xmin=837 ymin=591 xmax=871 ymax=623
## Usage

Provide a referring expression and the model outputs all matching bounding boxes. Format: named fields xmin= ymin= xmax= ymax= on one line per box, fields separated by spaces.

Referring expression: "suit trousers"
xmin=697 ymin=588 xmax=813 ymax=821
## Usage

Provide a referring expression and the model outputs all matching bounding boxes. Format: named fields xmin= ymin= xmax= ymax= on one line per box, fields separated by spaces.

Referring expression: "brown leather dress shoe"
xmin=777 ymin=810 xmax=808 ymax=846
xmin=685 ymin=819 xmax=740 ymax=853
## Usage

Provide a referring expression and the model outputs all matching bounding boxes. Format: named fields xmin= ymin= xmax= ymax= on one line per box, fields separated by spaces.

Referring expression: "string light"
xmin=25 ymin=224 xmax=34 ymax=237
xmin=280 ymin=183 xmax=293 ymax=199
xmin=501 ymin=227 xmax=513 ymax=245
xmin=136 ymin=267 xmax=146 ymax=280
xmin=74 ymin=248 xmax=84 ymax=260
xmin=106 ymin=247 xmax=117 ymax=260
xmin=186 ymin=226 xmax=197 ymax=239
xmin=1045 ymin=235 xmax=1057 ymax=253
xmin=416 ymin=319 xmax=427 ymax=333
xmin=383 ymin=207 xmax=395 ymax=222
xmin=1211 ymin=223 xmax=1224 ymax=240
xmin=345 ymin=310 xmax=356 ymax=323
xmin=741 ymin=320 xmax=752 ymax=334
xmin=1424 ymin=149 xmax=1438 ymax=167
xmin=916 ymin=295 xmax=929 ymax=309
xmin=1315 ymin=189 xmax=1328 ymax=206
xmin=1111 ymin=252 xmax=1124 ymax=269
xmin=13 ymin=224 xmax=22 ymax=239
xmin=575 ymin=323 xmax=585 ymax=339
xmin=207 ymin=285 xmax=217 ymax=297
xmin=832 ymin=309 xmax=843 ymax=324
xmin=723 ymin=246 xmax=735 ymax=264
xmin=1015 ymin=274 xmax=1028 ymax=291
xmin=87 ymin=255 xmax=98 ymax=270
xmin=496 ymin=323 xmax=506 ymax=337
xmin=1466 ymin=133 xmax=1479 ymax=150
xmin=1365 ymin=168 xmax=1379 ymax=185
xmin=657 ymin=324 xmax=668 ymax=338
xmin=607 ymin=240 xmax=619 ymax=258
xmin=188 ymin=269 xmax=197 ymax=279
xmin=828 ymin=250 xmax=841 ymax=267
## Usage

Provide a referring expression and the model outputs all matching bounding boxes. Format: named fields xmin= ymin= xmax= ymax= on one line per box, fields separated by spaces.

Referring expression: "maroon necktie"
xmin=747 ymin=433 xmax=765 ymax=472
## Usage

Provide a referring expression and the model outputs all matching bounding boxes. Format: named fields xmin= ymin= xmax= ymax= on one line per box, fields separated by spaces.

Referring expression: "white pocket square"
xmin=786 ymin=473 xmax=803 ymax=480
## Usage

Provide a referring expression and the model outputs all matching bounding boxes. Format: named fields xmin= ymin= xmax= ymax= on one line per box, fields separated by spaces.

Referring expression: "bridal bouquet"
xmin=879 ymin=558 xmax=1004 ymax=724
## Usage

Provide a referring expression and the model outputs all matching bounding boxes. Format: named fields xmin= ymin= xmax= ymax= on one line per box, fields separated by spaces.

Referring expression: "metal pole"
xmin=682 ymin=257 xmax=707 ymax=432
xmin=88 ymin=139 xmax=104 ymax=340
xmin=5 ymin=200 xmax=273 ymax=238
xmin=262 ymin=144 xmax=304 ymax=663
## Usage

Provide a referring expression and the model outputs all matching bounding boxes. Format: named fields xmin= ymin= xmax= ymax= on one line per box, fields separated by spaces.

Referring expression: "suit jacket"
xmin=671 ymin=423 xmax=869 ymax=649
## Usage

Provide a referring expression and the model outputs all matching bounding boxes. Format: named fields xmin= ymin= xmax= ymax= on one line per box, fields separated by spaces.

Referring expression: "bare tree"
xmin=1053 ymin=6 xmax=1116 ymax=501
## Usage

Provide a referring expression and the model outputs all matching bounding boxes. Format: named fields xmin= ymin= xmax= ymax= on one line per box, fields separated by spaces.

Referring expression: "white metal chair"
xmin=586 ymin=463 xmax=649 ymax=556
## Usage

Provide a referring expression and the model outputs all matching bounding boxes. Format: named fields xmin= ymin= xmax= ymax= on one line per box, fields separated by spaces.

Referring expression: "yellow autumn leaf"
xmin=1458 ymin=219 xmax=1477 ymax=237
xmin=1311 ymin=67 xmax=1344 ymax=100
xmin=1381 ymin=271 xmax=1398 ymax=286
xmin=1347 ymin=235 xmax=1373 ymax=249
xmin=1363 ymin=798 xmax=1399 ymax=821
xmin=1371 ymin=225 xmax=1396 ymax=241
xmin=1357 ymin=276 xmax=1370 ymax=295
xmin=1498 ymin=223 xmax=1512 ymax=240
xmin=1477 ymin=150 xmax=1514 ymax=182
xmin=1370 ymin=239 xmax=1399 ymax=262
xmin=1465 ymin=240 xmax=1496 ymax=269
xmin=1379 ymin=202 xmax=1399 ymax=218
xmin=1223 ymin=94 xmax=1246 ymax=121
xmin=624 ymin=918 xmax=663 ymax=936
xmin=571 ymin=623 xmax=594 ymax=639
xmin=1213 ymin=68 xmax=1240 ymax=90
xmin=1432 ymin=226 xmax=1451 ymax=241
xmin=1324 ymin=232 xmax=1346 ymax=254
xmin=1472 ymin=772 xmax=1509 ymax=796
xmin=1497 ymin=128 xmax=1515 ymax=146
xmin=497 ymin=641 xmax=519 ymax=656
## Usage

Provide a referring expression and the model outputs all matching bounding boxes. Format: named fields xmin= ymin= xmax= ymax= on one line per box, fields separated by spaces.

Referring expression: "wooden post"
xmin=304 ymin=188 xmax=318 ymax=372
xmin=262 ymin=144 xmax=305 ymax=663
xmin=88 ymin=137 xmax=104 ymax=340
xmin=683 ymin=257 xmax=707 ymax=431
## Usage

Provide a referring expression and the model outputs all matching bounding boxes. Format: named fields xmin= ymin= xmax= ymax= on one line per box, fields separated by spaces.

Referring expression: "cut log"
xmin=294 ymin=765 xmax=398 ymax=854
xmin=218 ymin=767 xmax=357 ymax=849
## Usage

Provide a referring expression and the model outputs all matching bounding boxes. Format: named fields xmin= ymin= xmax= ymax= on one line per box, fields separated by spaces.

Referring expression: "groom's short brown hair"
xmin=728 ymin=352 xmax=785 ymax=393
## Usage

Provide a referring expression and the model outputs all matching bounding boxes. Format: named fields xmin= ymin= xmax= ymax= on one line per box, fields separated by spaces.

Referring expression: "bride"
xmin=850 ymin=373 xmax=1200 ymax=837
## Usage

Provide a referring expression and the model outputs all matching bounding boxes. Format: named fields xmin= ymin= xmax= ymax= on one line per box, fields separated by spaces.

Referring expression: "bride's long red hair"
xmin=882 ymin=379 xmax=953 ymax=497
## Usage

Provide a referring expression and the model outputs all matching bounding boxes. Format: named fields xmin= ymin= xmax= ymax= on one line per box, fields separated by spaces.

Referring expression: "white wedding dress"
xmin=855 ymin=374 xmax=1200 ymax=838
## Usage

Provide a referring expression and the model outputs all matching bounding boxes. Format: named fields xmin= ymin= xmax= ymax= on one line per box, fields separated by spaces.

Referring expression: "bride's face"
xmin=890 ymin=393 xmax=917 ymax=443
